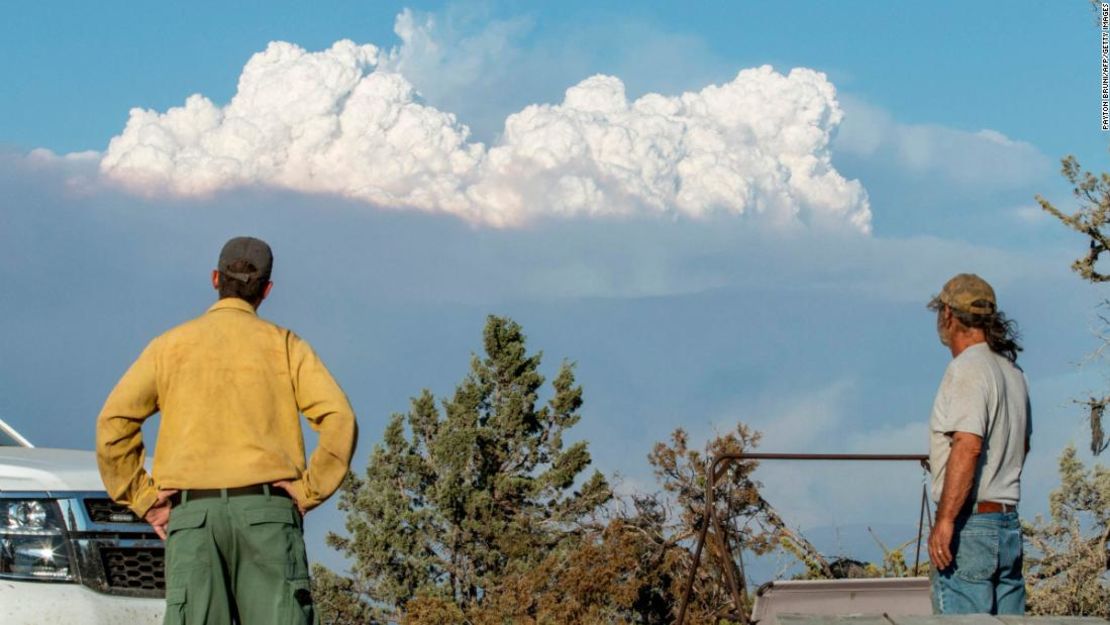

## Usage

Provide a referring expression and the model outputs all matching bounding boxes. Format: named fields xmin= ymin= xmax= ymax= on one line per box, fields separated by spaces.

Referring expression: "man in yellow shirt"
xmin=96 ymin=236 xmax=357 ymax=625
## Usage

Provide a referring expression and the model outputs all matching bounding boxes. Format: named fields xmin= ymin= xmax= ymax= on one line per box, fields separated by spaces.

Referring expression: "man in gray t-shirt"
xmin=926 ymin=273 xmax=1030 ymax=615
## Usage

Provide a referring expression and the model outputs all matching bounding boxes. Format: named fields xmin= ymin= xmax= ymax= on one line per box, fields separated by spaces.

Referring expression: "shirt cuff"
xmin=130 ymin=486 xmax=160 ymax=520
xmin=286 ymin=479 xmax=318 ymax=511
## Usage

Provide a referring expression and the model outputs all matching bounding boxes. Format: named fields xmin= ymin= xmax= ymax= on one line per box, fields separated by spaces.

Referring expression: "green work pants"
xmin=163 ymin=490 xmax=316 ymax=625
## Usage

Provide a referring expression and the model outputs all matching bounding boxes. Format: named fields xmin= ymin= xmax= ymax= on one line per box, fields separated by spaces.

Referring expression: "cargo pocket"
xmin=166 ymin=508 xmax=209 ymax=573
xmin=244 ymin=505 xmax=309 ymax=579
xmin=164 ymin=587 xmax=187 ymax=625
xmin=167 ymin=508 xmax=207 ymax=534
xmin=284 ymin=579 xmax=315 ymax=625
xmin=243 ymin=506 xmax=297 ymax=528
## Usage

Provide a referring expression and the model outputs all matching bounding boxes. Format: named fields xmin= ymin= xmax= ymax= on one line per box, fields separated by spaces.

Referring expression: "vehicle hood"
xmin=0 ymin=447 xmax=109 ymax=492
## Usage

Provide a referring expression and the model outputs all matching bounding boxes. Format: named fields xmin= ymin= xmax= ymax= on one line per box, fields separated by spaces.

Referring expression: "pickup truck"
xmin=0 ymin=417 xmax=165 ymax=624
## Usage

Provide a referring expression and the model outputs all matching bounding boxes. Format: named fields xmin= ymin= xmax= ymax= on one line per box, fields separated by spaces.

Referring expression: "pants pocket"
xmin=952 ymin=529 xmax=999 ymax=582
xmin=166 ymin=507 xmax=210 ymax=573
xmin=243 ymin=503 xmax=311 ymax=581
xmin=163 ymin=587 xmax=187 ymax=625
xmin=241 ymin=502 xmax=314 ymax=624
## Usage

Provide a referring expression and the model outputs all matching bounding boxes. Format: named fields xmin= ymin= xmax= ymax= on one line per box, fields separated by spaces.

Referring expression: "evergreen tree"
xmin=316 ymin=315 xmax=611 ymax=623
xmin=1039 ymin=155 xmax=1110 ymax=454
xmin=312 ymin=315 xmax=808 ymax=623
xmin=1024 ymin=446 xmax=1110 ymax=617
xmin=1032 ymin=149 xmax=1110 ymax=613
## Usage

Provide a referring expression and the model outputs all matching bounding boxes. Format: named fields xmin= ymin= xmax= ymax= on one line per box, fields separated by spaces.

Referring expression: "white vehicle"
xmin=0 ymin=418 xmax=164 ymax=624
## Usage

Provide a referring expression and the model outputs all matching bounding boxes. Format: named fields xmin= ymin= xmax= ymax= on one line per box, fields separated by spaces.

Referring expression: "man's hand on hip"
xmin=271 ymin=480 xmax=308 ymax=517
xmin=144 ymin=489 xmax=179 ymax=540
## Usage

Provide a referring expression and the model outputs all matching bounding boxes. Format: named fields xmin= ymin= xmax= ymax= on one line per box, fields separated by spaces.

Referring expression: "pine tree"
xmin=315 ymin=315 xmax=611 ymax=623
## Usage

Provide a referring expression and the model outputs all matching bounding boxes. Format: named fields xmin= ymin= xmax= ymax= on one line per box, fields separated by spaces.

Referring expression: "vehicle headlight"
xmin=6 ymin=500 xmax=49 ymax=530
xmin=0 ymin=499 xmax=74 ymax=581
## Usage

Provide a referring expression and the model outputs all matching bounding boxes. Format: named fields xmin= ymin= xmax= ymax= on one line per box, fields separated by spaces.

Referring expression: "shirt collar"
xmin=207 ymin=298 xmax=258 ymax=316
xmin=955 ymin=342 xmax=990 ymax=360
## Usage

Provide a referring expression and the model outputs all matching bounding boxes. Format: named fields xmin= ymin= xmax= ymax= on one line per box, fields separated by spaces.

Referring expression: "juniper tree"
xmin=1039 ymin=155 xmax=1110 ymax=454
xmin=311 ymin=316 xmax=807 ymax=624
xmin=458 ymin=425 xmax=793 ymax=625
xmin=1037 ymin=6 xmax=1110 ymax=456
xmin=1033 ymin=150 xmax=1110 ymax=613
xmin=1024 ymin=445 xmax=1110 ymax=617
xmin=647 ymin=425 xmax=829 ymax=623
xmin=315 ymin=315 xmax=611 ymax=623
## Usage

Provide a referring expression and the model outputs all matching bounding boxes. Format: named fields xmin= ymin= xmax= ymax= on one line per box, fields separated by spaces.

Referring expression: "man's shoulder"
xmin=940 ymin=347 xmax=993 ymax=391
xmin=960 ymin=344 xmax=1023 ymax=378
xmin=944 ymin=345 xmax=1027 ymax=400
xmin=149 ymin=315 xmax=203 ymax=343
xmin=950 ymin=344 xmax=995 ymax=371
xmin=158 ymin=307 xmax=295 ymax=343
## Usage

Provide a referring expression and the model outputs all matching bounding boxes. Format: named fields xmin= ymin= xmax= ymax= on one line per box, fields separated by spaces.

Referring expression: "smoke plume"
xmin=100 ymin=34 xmax=870 ymax=231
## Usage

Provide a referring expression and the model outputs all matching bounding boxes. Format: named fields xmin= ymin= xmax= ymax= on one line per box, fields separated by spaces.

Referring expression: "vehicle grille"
xmin=100 ymin=547 xmax=165 ymax=592
xmin=84 ymin=498 xmax=141 ymax=524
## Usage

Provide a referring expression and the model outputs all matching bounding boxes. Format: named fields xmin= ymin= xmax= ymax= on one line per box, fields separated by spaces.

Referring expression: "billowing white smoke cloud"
xmin=100 ymin=36 xmax=871 ymax=231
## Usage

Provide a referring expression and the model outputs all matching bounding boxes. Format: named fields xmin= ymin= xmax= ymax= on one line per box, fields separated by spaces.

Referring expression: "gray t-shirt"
xmin=929 ymin=343 xmax=1031 ymax=506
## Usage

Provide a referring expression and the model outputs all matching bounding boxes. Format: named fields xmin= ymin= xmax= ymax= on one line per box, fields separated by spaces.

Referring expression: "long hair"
xmin=951 ymin=308 xmax=1023 ymax=364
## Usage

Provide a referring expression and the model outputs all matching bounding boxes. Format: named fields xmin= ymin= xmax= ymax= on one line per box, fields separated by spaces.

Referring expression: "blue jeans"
xmin=931 ymin=511 xmax=1025 ymax=614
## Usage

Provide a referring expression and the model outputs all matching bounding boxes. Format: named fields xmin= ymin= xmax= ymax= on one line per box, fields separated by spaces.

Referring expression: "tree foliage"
xmin=316 ymin=315 xmax=611 ymax=623
xmin=310 ymin=564 xmax=378 ymax=624
xmin=465 ymin=495 xmax=679 ymax=625
xmin=1024 ymin=445 xmax=1110 ymax=616
xmin=649 ymin=426 xmax=833 ymax=621
xmin=1037 ymin=157 xmax=1110 ymax=284
xmin=1039 ymin=155 xmax=1110 ymax=454
xmin=463 ymin=423 xmax=808 ymax=625
xmin=1032 ymin=151 xmax=1110 ymax=614
xmin=312 ymin=314 xmax=861 ymax=624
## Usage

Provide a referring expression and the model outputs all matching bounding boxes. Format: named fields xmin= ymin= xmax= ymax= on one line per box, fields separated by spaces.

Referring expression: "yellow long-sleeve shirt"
xmin=96 ymin=297 xmax=357 ymax=518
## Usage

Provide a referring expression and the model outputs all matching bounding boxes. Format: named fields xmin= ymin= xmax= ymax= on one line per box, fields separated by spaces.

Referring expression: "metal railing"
xmin=673 ymin=452 xmax=930 ymax=625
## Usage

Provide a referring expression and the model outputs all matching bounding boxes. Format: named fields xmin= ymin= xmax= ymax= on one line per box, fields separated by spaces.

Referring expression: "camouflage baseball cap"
xmin=933 ymin=273 xmax=996 ymax=315
xmin=218 ymin=236 xmax=273 ymax=282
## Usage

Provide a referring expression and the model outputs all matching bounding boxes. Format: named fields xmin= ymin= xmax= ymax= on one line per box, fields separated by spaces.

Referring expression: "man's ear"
xmin=261 ymin=281 xmax=274 ymax=301
xmin=211 ymin=270 xmax=220 ymax=290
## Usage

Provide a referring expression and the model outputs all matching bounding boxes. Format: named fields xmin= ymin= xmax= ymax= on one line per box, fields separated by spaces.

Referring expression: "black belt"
xmin=169 ymin=484 xmax=290 ymax=506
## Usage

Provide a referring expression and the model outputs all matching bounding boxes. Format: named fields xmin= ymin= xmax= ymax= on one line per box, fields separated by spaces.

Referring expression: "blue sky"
xmin=2 ymin=1 xmax=1108 ymax=576
xmin=2 ymin=2 xmax=1102 ymax=165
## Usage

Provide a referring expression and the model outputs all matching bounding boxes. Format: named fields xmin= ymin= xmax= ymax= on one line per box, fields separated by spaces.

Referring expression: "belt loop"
xmin=220 ymin=488 xmax=229 ymax=502
xmin=263 ymin=484 xmax=272 ymax=500
xmin=181 ymin=490 xmax=189 ymax=505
